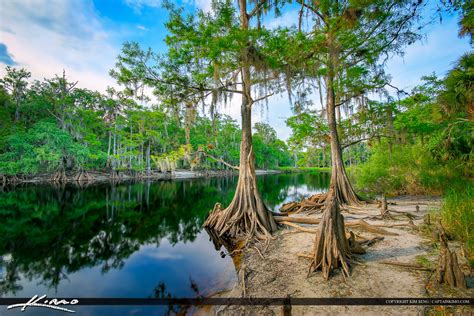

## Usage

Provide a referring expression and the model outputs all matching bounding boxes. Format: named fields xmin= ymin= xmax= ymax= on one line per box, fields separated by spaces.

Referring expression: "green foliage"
xmin=350 ymin=141 xmax=463 ymax=196
xmin=353 ymin=53 xmax=473 ymax=198
xmin=0 ymin=66 xmax=292 ymax=176
xmin=253 ymin=122 xmax=292 ymax=169
xmin=441 ymin=183 xmax=474 ymax=258
xmin=0 ymin=120 xmax=105 ymax=175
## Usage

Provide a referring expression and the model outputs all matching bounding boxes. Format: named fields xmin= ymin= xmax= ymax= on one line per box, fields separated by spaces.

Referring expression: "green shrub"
xmin=350 ymin=141 xmax=464 ymax=197
xmin=441 ymin=183 xmax=474 ymax=258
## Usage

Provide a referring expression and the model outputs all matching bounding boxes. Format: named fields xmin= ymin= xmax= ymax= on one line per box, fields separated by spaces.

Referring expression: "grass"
xmin=415 ymin=254 xmax=433 ymax=270
xmin=440 ymin=183 xmax=474 ymax=266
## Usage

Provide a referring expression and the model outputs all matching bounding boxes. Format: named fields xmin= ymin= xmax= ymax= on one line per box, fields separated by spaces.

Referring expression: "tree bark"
xmin=203 ymin=0 xmax=277 ymax=242
xmin=324 ymin=37 xmax=363 ymax=206
xmin=146 ymin=141 xmax=151 ymax=176
xmin=309 ymin=191 xmax=351 ymax=280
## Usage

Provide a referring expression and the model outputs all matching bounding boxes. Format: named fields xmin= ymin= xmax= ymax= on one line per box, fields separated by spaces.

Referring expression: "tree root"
xmin=308 ymin=197 xmax=351 ymax=280
xmin=346 ymin=220 xmax=399 ymax=236
xmin=51 ymin=169 xmax=68 ymax=182
xmin=239 ymin=264 xmax=247 ymax=297
xmin=280 ymin=221 xmax=318 ymax=233
xmin=297 ymin=252 xmax=313 ymax=259
xmin=74 ymin=169 xmax=94 ymax=182
xmin=275 ymin=216 xmax=400 ymax=236
xmin=434 ymin=224 xmax=467 ymax=289
xmin=274 ymin=216 xmax=321 ymax=225
xmin=280 ymin=193 xmax=326 ymax=214
xmin=358 ymin=236 xmax=384 ymax=247
xmin=379 ymin=260 xmax=434 ymax=271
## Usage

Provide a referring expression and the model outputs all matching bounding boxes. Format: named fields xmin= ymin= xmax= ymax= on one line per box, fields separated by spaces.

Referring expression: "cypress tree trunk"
xmin=326 ymin=87 xmax=361 ymax=206
xmin=203 ymin=0 xmax=277 ymax=242
xmin=146 ymin=141 xmax=151 ymax=176
xmin=323 ymin=35 xmax=363 ymax=206
xmin=309 ymin=36 xmax=363 ymax=280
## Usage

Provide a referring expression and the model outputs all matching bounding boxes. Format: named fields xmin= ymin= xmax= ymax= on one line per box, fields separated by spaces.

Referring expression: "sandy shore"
xmin=206 ymin=196 xmax=473 ymax=315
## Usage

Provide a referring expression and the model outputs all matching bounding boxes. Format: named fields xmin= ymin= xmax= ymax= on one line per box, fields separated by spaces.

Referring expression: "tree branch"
xmin=197 ymin=150 xmax=239 ymax=170
xmin=248 ymin=0 xmax=267 ymax=18
xmin=342 ymin=135 xmax=393 ymax=149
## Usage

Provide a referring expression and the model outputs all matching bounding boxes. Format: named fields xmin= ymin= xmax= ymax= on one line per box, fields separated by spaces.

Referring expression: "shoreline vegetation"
xmin=1 ymin=0 xmax=472 ymax=313
xmin=0 ymin=168 xmax=286 ymax=185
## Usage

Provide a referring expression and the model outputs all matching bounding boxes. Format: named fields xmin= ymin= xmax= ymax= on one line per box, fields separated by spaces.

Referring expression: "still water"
xmin=0 ymin=172 xmax=329 ymax=315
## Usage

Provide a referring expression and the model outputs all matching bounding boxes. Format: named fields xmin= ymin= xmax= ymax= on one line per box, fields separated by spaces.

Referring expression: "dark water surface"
xmin=0 ymin=172 xmax=329 ymax=315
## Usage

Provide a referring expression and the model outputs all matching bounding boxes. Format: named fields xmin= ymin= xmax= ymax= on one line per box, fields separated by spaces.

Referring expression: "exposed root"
xmin=297 ymin=252 xmax=314 ymax=259
xmin=74 ymin=169 xmax=94 ymax=182
xmin=51 ymin=169 xmax=68 ymax=182
xmin=239 ymin=264 xmax=247 ymax=297
xmin=379 ymin=260 xmax=434 ymax=271
xmin=346 ymin=220 xmax=399 ymax=236
xmin=253 ymin=246 xmax=265 ymax=259
xmin=274 ymin=216 xmax=400 ymax=236
xmin=204 ymin=147 xmax=277 ymax=245
xmin=308 ymin=196 xmax=351 ymax=280
xmin=280 ymin=221 xmax=318 ymax=233
xmin=280 ymin=193 xmax=326 ymax=214
xmin=359 ymin=236 xmax=384 ymax=247
xmin=379 ymin=195 xmax=395 ymax=219
xmin=347 ymin=231 xmax=366 ymax=254
xmin=110 ymin=169 xmax=121 ymax=179
xmin=434 ymin=224 xmax=467 ymax=289
xmin=274 ymin=216 xmax=321 ymax=225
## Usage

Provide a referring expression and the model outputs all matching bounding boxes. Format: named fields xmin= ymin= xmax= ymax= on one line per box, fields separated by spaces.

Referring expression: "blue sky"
xmin=0 ymin=0 xmax=471 ymax=140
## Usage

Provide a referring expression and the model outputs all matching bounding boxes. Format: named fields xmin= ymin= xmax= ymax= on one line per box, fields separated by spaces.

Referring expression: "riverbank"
xmin=210 ymin=196 xmax=473 ymax=315
xmin=279 ymin=166 xmax=331 ymax=173
xmin=0 ymin=169 xmax=284 ymax=185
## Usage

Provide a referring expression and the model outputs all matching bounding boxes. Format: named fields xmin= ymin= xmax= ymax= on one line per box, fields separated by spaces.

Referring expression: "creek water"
xmin=0 ymin=172 xmax=329 ymax=315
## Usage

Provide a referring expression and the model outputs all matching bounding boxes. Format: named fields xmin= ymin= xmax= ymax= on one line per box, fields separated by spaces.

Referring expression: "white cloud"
xmin=265 ymin=9 xmax=299 ymax=29
xmin=193 ymin=0 xmax=212 ymax=13
xmin=137 ymin=25 xmax=149 ymax=31
xmin=123 ymin=0 xmax=161 ymax=13
xmin=386 ymin=16 xmax=471 ymax=92
xmin=0 ymin=0 xmax=118 ymax=92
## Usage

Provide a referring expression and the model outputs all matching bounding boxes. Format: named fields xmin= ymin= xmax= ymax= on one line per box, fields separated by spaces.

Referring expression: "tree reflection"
xmin=0 ymin=173 xmax=328 ymax=294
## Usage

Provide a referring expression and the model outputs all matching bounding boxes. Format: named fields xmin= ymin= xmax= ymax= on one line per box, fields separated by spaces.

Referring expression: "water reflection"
xmin=0 ymin=172 xmax=329 ymax=314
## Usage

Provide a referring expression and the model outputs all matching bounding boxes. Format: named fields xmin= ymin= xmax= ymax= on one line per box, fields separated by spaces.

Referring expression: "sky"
xmin=0 ymin=0 xmax=471 ymax=141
